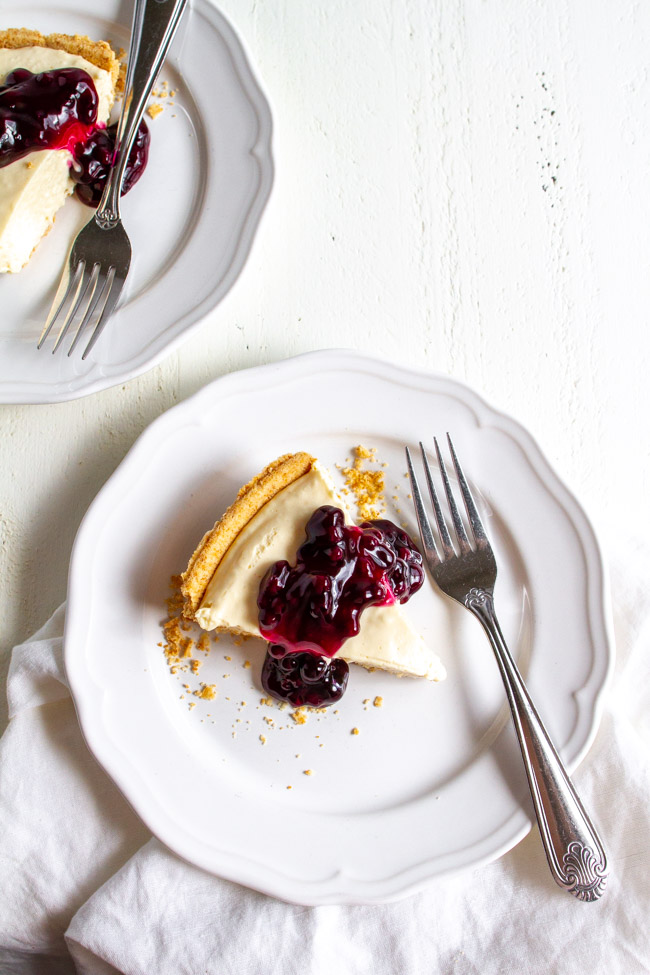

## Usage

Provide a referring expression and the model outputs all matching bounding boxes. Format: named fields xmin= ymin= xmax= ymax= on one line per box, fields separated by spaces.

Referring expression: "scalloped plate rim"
xmin=64 ymin=349 xmax=614 ymax=904
xmin=0 ymin=0 xmax=274 ymax=403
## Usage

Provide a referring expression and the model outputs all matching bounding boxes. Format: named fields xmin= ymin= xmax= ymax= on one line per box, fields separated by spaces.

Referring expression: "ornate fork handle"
xmin=466 ymin=587 xmax=608 ymax=901
xmin=97 ymin=0 xmax=188 ymax=229
xmin=407 ymin=438 xmax=609 ymax=899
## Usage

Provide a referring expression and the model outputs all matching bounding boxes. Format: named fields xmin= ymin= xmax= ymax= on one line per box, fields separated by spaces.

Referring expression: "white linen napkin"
xmin=1 ymin=535 xmax=649 ymax=975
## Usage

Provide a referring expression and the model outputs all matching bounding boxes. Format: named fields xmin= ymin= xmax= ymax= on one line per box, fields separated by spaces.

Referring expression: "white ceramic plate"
xmin=0 ymin=0 xmax=272 ymax=403
xmin=64 ymin=351 xmax=613 ymax=904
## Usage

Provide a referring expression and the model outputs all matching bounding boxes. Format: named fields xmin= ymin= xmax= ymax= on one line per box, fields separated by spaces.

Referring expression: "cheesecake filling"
xmin=196 ymin=463 xmax=447 ymax=683
xmin=0 ymin=46 xmax=114 ymax=272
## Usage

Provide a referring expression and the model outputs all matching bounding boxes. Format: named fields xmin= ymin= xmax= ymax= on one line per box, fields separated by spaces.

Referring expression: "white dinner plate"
xmin=0 ymin=0 xmax=272 ymax=403
xmin=64 ymin=351 xmax=613 ymax=904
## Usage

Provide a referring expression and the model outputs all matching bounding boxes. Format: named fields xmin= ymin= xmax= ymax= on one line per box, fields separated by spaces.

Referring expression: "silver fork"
xmin=406 ymin=435 xmax=608 ymax=901
xmin=38 ymin=0 xmax=188 ymax=359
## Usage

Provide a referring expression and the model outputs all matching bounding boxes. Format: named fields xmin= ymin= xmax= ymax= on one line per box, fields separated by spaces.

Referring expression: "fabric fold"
xmin=7 ymin=605 xmax=69 ymax=718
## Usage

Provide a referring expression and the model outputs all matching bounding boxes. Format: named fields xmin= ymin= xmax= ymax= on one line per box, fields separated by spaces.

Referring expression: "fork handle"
xmin=466 ymin=587 xmax=608 ymax=901
xmin=96 ymin=0 xmax=189 ymax=228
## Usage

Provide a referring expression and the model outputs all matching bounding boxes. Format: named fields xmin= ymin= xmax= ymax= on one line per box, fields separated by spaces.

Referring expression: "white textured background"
xmin=1 ymin=0 xmax=649 ymax=736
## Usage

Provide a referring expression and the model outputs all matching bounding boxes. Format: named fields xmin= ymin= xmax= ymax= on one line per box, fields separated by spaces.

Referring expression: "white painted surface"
xmin=0 ymin=0 xmax=648 ymax=739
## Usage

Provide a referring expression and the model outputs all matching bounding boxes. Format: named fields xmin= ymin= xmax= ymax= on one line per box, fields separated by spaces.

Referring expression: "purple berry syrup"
xmin=71 ymin=119 xmax=150 ymax=206
xmin=257 ymin=506 xmax=424 ymax=707
xmin=261 ymin=647 xmax=350 ymax=709
xmin=0 ymin=67 xmax=99 ymax=163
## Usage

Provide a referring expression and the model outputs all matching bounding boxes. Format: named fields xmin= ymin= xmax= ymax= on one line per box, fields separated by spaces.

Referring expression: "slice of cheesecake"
xmin=181 ymin=453 xmax=446 ymax=681
xmin=0 ymin=29 xmax=119 ymax=272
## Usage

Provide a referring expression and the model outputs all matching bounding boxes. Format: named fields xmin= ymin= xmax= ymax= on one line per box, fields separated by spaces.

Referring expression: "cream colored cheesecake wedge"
xmin=0 ymin=30 xmax=119 ymax=273
xmin=182 ymin=454 xmax=446 ymax=681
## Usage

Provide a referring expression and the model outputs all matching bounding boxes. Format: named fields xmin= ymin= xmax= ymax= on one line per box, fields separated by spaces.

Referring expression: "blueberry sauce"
xmin=258 ymin=506 xmax=424 ymax=707
xmin=0 ymin=66 xmax=150 ymax=207
xmin=71 ymin=119 xmax=150 ymax=206
xmin=0 ymin=68 xmax=99 ymax=165
xmin=261 ymin=646 xmax=349 ymax=708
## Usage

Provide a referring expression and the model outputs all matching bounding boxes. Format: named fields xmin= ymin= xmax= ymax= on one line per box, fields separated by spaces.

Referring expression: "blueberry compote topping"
xmin=261 ymin=647 xmax=349 ymax=708
xmin=71 ymin=119 xmax=150 ymax=206
xmin=0 ymin=68 xmax=99 ymax=165
xmin=0 ymin=67 xmax=151 ymax=207
xmin=258 ymin=506 xmax=424 ymax=707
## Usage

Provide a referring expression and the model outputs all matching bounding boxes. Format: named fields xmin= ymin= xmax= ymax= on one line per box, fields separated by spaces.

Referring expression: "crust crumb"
xmin=342 ymin=445 xmax=386 ymax=519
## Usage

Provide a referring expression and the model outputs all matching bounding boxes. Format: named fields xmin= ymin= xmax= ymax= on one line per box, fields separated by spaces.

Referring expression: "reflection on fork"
xmin=37 ymin=224 xmax=130 ymax=359
xmin=406 ymin=434 xmax=608 ymax=901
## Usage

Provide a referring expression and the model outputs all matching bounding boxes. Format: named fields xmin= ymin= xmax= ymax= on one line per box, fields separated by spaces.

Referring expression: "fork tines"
xmin=37 ymin=259 xmax=118 ymax=358
xmin=406 ymin=435 xmax=487 ymax=563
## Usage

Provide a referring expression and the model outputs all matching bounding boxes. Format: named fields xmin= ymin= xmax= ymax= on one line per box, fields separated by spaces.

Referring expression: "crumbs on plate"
xmin=341 ymin=445 xmax=386 ymax=520
xmin=157 ymin=443 xmax=394 ymax=779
